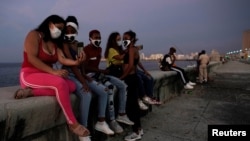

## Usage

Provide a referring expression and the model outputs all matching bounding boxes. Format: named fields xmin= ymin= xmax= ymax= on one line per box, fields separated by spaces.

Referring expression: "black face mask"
xmin=122 ymin=40 xmax=131 ymax=48
xmin=90 ymin=39 xmax=101 ymax=47
xmin=64 ymin=34 xmax=76 ymax=42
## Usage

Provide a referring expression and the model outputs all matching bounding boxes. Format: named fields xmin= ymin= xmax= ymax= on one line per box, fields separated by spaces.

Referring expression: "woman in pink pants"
xmin=14 ymin=15 xmax=89 ymax=137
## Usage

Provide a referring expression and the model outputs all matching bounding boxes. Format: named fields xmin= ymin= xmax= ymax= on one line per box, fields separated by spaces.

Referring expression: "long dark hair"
xmin=35 ymin=15 xmax=66 ymax=48
xmin=104 ymin=32 xmax=123 ymax=58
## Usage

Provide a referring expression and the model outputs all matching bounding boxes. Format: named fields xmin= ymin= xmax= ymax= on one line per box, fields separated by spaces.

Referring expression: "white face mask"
xmin=64 ymin=34 xmax=76 ymax=42
xmin=122 ymin=40 xmax=131 ymax=48
xmin=117 ymin=40 xmax=122 ymax=46
xmin=90 ymin=38 xmax=101 ymax=47
xmin=50 ymin=24 xmax=61 ymax=39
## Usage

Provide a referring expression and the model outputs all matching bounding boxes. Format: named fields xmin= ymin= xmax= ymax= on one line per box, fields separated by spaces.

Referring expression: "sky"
xmin=0 ymin=0 xmax=250 ymax=63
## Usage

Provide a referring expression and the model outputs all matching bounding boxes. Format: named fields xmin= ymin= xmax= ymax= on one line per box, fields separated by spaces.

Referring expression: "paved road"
xmin=106 ymin=61 xmax=250 ymax=141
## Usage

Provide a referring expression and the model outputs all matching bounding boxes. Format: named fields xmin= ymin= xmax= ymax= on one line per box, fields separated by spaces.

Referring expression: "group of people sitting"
xmin=14 ymin=15 xmax=160 ymax=141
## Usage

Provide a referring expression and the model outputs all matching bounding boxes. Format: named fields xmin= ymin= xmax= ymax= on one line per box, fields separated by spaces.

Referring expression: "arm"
xmin=109 ymin=48 xmax=125 ymax=64
xmin=112 ymin=54 xmax=125 ymax=61
xmin=138 ymin=61 xmax=151 ymax=76
xmin=62 ymin=43 xmax=90 ymax=91
xmin=57 ymin=48 xmax=84 ymax=66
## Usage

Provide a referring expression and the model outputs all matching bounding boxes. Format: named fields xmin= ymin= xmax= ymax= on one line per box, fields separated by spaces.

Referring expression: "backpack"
xmin=159 ymin=54 xmax=171 ymax=71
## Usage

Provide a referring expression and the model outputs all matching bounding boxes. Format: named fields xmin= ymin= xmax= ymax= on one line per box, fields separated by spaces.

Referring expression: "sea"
xmin=0 ymin=60 xmax=196 ymax=88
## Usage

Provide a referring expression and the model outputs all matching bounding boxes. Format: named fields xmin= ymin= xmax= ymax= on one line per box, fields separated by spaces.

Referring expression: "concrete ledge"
xmin=0 ymin=62 xmax=221 ymax=141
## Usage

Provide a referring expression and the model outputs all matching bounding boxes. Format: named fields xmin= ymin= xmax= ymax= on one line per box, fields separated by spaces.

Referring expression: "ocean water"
xmin=0 ymin=60 xmax=196 ymax=87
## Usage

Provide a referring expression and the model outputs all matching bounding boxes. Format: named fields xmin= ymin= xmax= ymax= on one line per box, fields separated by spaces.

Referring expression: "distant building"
xmin=242 ymin=30 xmax=250 ymax=51
xmin=242 ymin=30 xmax=250 ymax=59
xmin=210 ymin=49 xmax=220 ymax=62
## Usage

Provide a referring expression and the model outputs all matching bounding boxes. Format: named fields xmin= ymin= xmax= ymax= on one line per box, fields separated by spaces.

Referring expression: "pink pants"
xmin=20 ymin=67 xmax=77 ymax=125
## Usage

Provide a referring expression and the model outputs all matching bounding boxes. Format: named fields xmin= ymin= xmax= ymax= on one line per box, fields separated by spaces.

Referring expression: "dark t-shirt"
xmin=83 ymin=44 xmax=102 ymax=73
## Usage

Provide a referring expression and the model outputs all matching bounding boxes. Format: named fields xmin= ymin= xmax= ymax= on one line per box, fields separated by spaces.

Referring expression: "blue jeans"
xmin=68 ymin=74 xmax=92 ymax=127
xmin=105 ymin=75 xmax=127 ymax=114
xmin=137 ymin=69 xmax=154 ymax=98
xmin=86 ymin=80 xmax=108 ymax=119
xmin=92 ymin=73 xmax=127 ymax=121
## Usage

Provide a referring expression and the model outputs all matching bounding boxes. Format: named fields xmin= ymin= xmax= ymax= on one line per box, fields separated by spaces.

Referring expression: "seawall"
xmin=0 ymin=62 xmax=221 ymax=141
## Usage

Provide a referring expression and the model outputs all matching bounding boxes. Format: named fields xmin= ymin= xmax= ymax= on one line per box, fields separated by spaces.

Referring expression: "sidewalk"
xmin=107 ymin=61 xmax=250 ymax=141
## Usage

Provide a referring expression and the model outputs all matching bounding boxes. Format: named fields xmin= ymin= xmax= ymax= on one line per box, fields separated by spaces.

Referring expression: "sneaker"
xmin=95 ymin=121 xmax=114 ymax=135
xmin=138 ymin=100 xmax=148 ymax=110
xmin=78 ymin=136 xmax=91 ymax=141
xmin=184 ymin=84 xmax=193 ymax=90
xmin=124 ymin=132 xmax=141 ymax=141
xmin=139 ymin=129 xmax=144 ymax=136
xmin=109 ymin=120 xmax=123 ymax=134
xmin=116 ymin=115 xmax=134 ymax=125
xmin=143 ymin=96 xmax=156 ymax=105
xmin=188 ymin=81 xmax=196 ymax=86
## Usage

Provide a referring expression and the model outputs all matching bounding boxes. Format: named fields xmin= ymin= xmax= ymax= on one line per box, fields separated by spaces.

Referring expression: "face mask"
xmin=117 ymin=40 xmax=122 ymax=46
xmin=49 ymin=24 xmax=61 ymax=39
xmin=64 ymin=34 xmax=76 ymax=42
xmin=90 ymin=38 xmax=101 ymax=47
xmin=123 ymin=40 xmax=131 ymax=48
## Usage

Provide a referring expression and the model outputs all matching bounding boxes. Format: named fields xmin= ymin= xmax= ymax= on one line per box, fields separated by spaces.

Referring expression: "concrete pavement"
xmin=107 ymin=61 xmax=250 ymax=141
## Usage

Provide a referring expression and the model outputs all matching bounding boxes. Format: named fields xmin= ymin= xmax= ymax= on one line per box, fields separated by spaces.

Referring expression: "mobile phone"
xmin=77 ymin=42 xmax=84 ymax=56
xmin=137 ymin=45 xmax=143 ymax=50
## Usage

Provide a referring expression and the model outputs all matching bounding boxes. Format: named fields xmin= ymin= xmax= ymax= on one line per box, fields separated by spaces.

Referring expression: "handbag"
xmin=106 ymin=62 xmax=123 ymax=77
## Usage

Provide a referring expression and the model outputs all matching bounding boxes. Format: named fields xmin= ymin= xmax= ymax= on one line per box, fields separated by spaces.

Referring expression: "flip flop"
xmin=14 ymin=87 xmax=32 ymax=99
xmin=69 ymin=124 xmax=90 ymax=137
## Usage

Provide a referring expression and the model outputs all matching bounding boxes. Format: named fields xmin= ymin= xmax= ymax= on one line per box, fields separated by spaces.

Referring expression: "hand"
xmin=75 ymin=51 xmax=86 ymax=65
xmin=100 ymin=69 xmax=109 ymax=75
xmin=85 ymin=76 xmax=93 ymax=82
xmin=144 ymin=71 xmax=151 ymax=76
xmin=82 ymin=81 xmax=90 ymax=92
xmin=52 ymin=69 xmax=69 ymax=78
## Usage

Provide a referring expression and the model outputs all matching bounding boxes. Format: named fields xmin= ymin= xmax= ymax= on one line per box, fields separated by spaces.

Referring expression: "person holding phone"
xmin=14 ymin=15 xmax=88 ymax=137
xmin=61 ymin=16 xmax=93 ymax=141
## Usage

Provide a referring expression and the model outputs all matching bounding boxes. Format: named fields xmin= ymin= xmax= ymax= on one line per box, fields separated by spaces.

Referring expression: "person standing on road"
xmin=198 ymin=50 xmax=210 ymax=83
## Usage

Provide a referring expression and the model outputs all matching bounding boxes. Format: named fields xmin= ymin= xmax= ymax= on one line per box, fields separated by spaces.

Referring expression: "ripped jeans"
xmin=91 ymin=73 xmax=127 ymax=121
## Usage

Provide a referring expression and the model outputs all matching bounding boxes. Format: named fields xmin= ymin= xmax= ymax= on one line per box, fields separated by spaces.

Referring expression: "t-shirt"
xmin=107 ymin=48 xmax=123 ymax=67
xmin=83 ymin=44 xmax=102 ymax=73
xmin=199 ymin=54 xmax=209 ymax=65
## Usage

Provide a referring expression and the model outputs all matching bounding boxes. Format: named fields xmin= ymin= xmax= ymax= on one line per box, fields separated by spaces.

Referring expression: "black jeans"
xmin=124 ymin=73 xmax=141 ymax=132
xmin=170 ymin=66 xmax=190 ymax=84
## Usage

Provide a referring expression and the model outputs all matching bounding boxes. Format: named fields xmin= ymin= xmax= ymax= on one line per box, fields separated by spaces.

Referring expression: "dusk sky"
xmin=0 ymin=0 xmax=249 ymax=62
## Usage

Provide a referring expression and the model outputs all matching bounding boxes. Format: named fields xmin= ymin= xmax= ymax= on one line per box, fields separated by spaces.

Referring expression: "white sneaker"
xmin=109 ymin=120 xmax=123 ymax=134
xmin=78 ymin=136 xmax=91 ymax=141
xmin=188 ymin=81 xmax=196 ymax=86
xmin=143 ymin=96 xmax=155 ymax=105
xmin=139 ymin=129 xmax=144 ymax=136
xmin=184 ymin=84 xmax=193 ymax=89
xmin=138 ymin=100 xmax=148 ymax=110
xmin=124 ymin=132 xmax=142 ymax=141
xmin=95 ymin=121 xmax=114 ymax=135
xmin=116 ymin=115 xmax=134 ymax=125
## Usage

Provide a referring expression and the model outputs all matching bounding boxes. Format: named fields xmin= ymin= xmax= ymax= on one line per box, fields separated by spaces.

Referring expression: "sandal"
xmin=69 ymin=124 xmax=90 ymax=137
xmin=14 ymin=87 xmax=32 ymax=99
xmin=151 ymin=97 xmax=162 ymax=105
